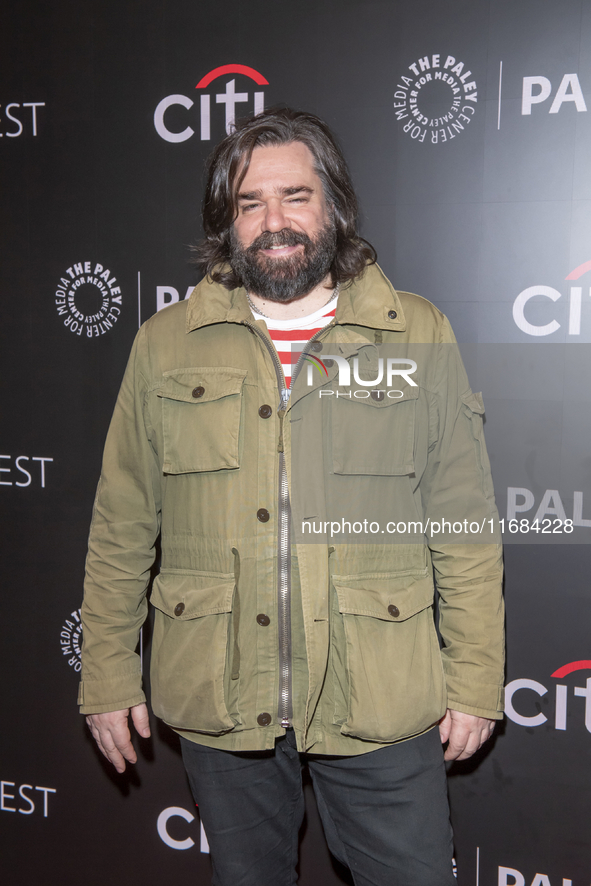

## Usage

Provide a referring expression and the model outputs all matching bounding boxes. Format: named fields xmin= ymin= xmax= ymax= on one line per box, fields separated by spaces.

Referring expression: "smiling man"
xmin=229 ymin=141 xmax=337 ymax=312
xmin=80 ymin=108 xmax=504 ymax=886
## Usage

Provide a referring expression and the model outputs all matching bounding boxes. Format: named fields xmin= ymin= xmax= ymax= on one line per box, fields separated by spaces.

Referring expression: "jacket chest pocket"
xmin=330 ymin=381 xmax=419 ymax=476
xmin=157 ymin=367 xmax=247 ymax=473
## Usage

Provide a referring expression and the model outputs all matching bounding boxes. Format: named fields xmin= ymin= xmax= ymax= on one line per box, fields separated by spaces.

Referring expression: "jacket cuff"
xmin=445 ymin=696 xmax=504 ymax=721
xmin=78 ymin=672 xmax=145 ymax=714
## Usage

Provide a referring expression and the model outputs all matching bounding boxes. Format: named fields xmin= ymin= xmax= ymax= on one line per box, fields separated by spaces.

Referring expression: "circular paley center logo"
xmin=394 ymin=53 xmax=478 ymax=144
xmin=60 ymin=608 xmax=83 ymax=672
xmin=54 ymin=261 xmax=122 ymax=337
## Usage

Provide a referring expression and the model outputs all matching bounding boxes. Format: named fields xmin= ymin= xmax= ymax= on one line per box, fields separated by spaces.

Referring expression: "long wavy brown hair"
xmin=193 ymin=107 xmax=377 ymax=289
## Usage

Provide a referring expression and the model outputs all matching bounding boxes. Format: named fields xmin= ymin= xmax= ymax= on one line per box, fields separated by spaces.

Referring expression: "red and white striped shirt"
xmin=250 ymin=300 xmax=337 ymax=390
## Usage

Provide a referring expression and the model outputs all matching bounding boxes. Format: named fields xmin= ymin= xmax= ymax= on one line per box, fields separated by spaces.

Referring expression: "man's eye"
xmin=241 ymin=203 xmax=260 ymax=212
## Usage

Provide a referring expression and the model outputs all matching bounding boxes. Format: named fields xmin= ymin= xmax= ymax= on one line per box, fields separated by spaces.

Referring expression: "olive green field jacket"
xmin=79 ymin=263 xmax=504 ymax=754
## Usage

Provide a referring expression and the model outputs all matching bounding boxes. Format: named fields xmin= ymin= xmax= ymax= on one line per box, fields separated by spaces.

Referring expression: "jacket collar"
xmin=185 ymin=262 xmax=406 ymax=333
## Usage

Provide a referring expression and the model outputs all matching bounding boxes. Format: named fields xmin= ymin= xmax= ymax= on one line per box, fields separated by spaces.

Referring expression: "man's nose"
xmin=263 ymin=200 xmax=289 ymax=232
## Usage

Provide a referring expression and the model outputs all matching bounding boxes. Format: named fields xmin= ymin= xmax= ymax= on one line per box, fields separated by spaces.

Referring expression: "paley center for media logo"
xmin=505 ymin=659 xmax=591 ymax=733
xmin=154 ymin=63 xmax=269 ymax=143
xmin=393 ymin=53 xmax=478 ymax=144
xmin=59 ymin=609 xmax=82 ymax=673
xmin=54 ymin=261 xmax=122 ymax=337
xmin=513 ymin=260 xmax=591 ymax=337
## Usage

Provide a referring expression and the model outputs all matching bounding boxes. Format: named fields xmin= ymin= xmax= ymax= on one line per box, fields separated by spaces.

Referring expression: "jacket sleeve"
xmin=422 ymin=319 xmax=505 ymax=719
xmin=78 ymin=326 xmax=162 ymax=714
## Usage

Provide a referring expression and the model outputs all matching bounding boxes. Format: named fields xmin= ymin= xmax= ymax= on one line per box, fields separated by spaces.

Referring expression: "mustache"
xmin=246 ymin=229 xmax=311 ymax=254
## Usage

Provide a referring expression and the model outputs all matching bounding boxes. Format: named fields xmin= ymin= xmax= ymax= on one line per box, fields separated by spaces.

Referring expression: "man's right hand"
xmin=85 ymin=703 xmax=151 ymax=773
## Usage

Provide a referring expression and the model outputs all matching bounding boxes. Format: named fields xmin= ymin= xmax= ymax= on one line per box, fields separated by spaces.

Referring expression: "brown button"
xmin=324 ymin=358 xmax=334 ymax=368
xmin=388 ymin=310 xmax=397 ymax=320
xmin=174 ymin=602 xmax=185 ymax=617
xmin=257 ymin=712 xmax=272 ymax=727
xmin=256 ymin=613 xmax=271 ymax=626
xmin=259 ymin=404 xmax=273 ymax=419
xmin=388 ymin=604 xmax=400 ymax=618
xmin=371 ymin=390 xmax=385 ymax=402
xmin=257 ymin=508 xmax=270 ymax=523
xmin=192 ymin=386 xmax=205 ymax=398
xmin=310 ymin=342 xmax=323 ymax=353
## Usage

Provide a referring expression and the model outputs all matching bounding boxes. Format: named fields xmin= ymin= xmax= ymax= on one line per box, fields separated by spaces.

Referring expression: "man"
xmin=80 ymin=108 xmax=504 ymax=885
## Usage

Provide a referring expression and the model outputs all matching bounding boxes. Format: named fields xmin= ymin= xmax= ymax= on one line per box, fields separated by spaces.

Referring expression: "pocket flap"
xmin=333 ymin=573 xmax=434 ymax=622
xmin=461 ymin=390 xmax=485 ymax=415
xmin=157 ymin=367 xmax=247 ymax=403
xmin=151 ymin=571 xmax=235 ymax=619
xmin=333 ymin=377 xmax=420 ymax=408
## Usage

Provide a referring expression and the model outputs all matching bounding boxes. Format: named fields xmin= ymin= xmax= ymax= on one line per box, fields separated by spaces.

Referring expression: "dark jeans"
xmin=180 ymin=726 xmax=456 ymax=886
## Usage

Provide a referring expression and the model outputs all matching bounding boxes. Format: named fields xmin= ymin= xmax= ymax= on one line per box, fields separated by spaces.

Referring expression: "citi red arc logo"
xmin=505 ymin=660 xmax=591 ymax=731
xmin=195 ymin=64 xmax=268 ymax=89
xmin=154 ymin=64 xmax=269 ymax=143
xmin=550 ymin=659 xmax=591 ymax=678
xmin=564 ymin=260 xmax=591 ymax=280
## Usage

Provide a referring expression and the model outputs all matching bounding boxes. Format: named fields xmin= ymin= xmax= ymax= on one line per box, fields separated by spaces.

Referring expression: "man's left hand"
xmin=439 ymin=709 xmax=495 ymax=761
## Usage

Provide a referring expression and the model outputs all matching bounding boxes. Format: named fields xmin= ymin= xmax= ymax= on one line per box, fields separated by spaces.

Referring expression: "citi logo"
xmin=157 ymin=806 xmax=209 ymax=853
xmin=513 ymin=260 xmax=591 ymax=337
xmin=505 ymin=660 xmax=591 ymax=732
xmin=154 ymin=64 xmax=268 ymax=143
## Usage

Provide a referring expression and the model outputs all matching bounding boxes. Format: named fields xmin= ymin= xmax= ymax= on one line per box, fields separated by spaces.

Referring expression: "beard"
xmin=229 ymin=219 xmax=337 ymax=302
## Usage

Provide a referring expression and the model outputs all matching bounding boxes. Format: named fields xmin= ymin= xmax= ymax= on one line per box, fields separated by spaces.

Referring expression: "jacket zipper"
xmin=243 ymin=320 xmax=292 ymax=728
xmin=278 ymin=319 xmax=338 ymax=729
xmin=290 ymin=319 xmax=336 ymax=388
xmin=242 ymin=317 xmax=337 ymax=730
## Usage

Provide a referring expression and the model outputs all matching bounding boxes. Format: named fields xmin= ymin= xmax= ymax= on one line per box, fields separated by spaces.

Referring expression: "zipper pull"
xmin=277 ymin=409 xmax=285 ymax=453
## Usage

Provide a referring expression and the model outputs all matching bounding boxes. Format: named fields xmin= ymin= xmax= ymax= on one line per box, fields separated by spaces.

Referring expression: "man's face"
xmin=230 ymin=141 xmax=337 ymax=301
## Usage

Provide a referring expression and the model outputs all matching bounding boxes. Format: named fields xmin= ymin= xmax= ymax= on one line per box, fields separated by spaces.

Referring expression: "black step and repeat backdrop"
xmin=1 ymin=2 xmax=590 ymax=884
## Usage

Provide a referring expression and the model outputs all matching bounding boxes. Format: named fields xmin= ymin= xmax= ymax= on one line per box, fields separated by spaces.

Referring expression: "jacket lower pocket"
xmin=149 ymin=570 xmax=238 ymax=733
xmin=331 ymin=573 xmax=446 ymax=742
